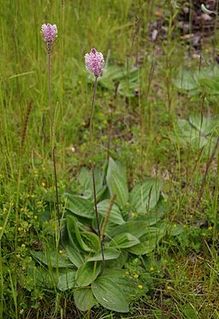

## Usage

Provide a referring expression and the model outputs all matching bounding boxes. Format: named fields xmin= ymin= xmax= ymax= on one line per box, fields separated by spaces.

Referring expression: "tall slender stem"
xmin=89 ymin=77 xmax=98 ymax=143
xmin=53 ymin=146 xmax=60 ymax=220
xmin=48 ymin=52 xmax=51 ymax=110
xmin=92 ymin=167 xmax=104 ymax=263
xmin=41 ymin=52 xmax=51 ymax=145
xmin=89 ymin=77 xmax=104 ymax=263
xmin=107 ymin=105 xmax=112 ymax=163
xmin=47 ymin=51 xmax=60 ymax=225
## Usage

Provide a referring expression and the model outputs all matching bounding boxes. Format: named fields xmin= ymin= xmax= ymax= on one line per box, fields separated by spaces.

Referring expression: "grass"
xmin=0 ymin=0 xmax=219 ymax=318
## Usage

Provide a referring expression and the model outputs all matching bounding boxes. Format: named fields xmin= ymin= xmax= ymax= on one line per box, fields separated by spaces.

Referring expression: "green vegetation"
xmin=0 ymin=1 xmax=219 ymax=318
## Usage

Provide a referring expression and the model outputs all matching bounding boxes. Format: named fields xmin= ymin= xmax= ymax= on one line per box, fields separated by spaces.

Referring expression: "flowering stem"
xmin=48 ymin=52 xmax=51 ymax=111
xmin=89 ymin=77 xmax=98 ymax=141
xmin=53 ymin=146 xmax=60 ymax=220
xmin=47 ymin=50 xmax=60 ymax=225
xmin=106 ymin=107 xmax=112 ymax=163
xmin=89 ymin=76 xmax=104 ymax=263
xmin=41 ymin=52 xmax=51 ymax=146
xmin=92 ymin=166 xmax=105 ymax=263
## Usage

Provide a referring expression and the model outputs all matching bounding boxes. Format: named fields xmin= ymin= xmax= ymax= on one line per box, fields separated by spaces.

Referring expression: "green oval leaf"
xmin=65 ymin=244 xmax=84 ymax=268
xmin=97 ymin=199 xmax=125 ymax=225
xmin=110 ymin=220 xmax=151 ymax=238
xmin=99 ymin=65 xmax=139 ymax=97
xmin=87 ymin=247 xmax=120 ymax=262
xmin=74 ymin=287 xmax=97 ymax=311
xmin=128 ymin=227 xmax=166 ymax=255
xmin=57 ymin=270 xmax=76 ymax=291
xmin=91 ymin=273 xmax=129 ymax=313
xmin=66 ymin=215 xmax=93 ymax=252
xmin=65 ymin=193 xmax=94 ymax=218
xmin=31 ymin=250 xmax=72 ymax=268
xmin=76 ymin=261 xmax=101 ymax=287
xmin=81 ymin=231 xmax=100 ymax=252
xmin=130 ymin=178 xmax=162 ymax=213
xmin=78 ymin=167 xmax=107 ymax=201
xmin=128 ymin=238 xmax=157 ymax=255
xmin=106 ymin=158 xmax=129 ymax=208
xmin=110 ymin=233 xmax=140 ymax=249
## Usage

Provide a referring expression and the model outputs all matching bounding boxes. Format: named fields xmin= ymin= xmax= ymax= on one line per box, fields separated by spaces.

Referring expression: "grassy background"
xmin=0 ymin=0 xmax=219 ymax=318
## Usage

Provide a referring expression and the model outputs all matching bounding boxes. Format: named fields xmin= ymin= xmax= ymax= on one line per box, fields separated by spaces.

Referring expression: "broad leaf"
xmin=100 ymin=65 xmax=125 ymax=90
xmin=78 ymin=167 xmax=106 ymax=201
xmin=174 ymin=66 xmax=219 ymax=94
xmin=65 ymin=193 xmax=94 ymax=218
xmin=91 ymin=273 xmax=129 ymax=312
xmin=81 ymin=231 xmax=100 ymax=252
xmin=31 ymin=250 xmax=72 ymax=268
xmin=110 ymin=233 xmax=140 ymax=249
xmin=87 ymin=247 xmax=120 ymax=262
xmin=106 ymin=251 xmax=128 ymax=269
xmin=57 ymin=270 xmax=76 ymax=291
xmin=134 ymin=208 xmax=165 ymax=226
xmin=106 ymin=157 xmax=129 ymax=208
xmin=76 ymin=261 xmax=101 ymax=287
xmin=130 ymin=178 xmax=162 ymax=213
xmin=74 ymin=287 xmax=97 ymax=311
xmin=174 ymin=68 xmax=197 ymax=91
xmin=189 ymin=115 xmax=218 ymax=136
xmin=128 ymin=237 xmax=157 ymax=255
xmin=65 ymin=244 xmax=84 ymax=268
xmin=176 ymin=119 xmax=208 ymax=148
xmin=66 ymin=215 xmax=94 ymax=252
xmin=110 ymin=220 xmax=152 ymax=238
xmin=174 ymin=116 xmax=218 ymax=150
xmin=66 ymin=215 xmax=83 ymax=250
xmin=97 ymin=199 xmax=125 ymax=225
xmin=100 ymin=269 xmax=136 ymax=300
xmin=100 ymin=65 xmax=139 ymax=97
xmin=128 ymin=227 xmax=166 ymax=255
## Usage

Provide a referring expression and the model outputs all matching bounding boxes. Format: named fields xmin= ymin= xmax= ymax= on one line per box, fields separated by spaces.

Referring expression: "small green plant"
xmin=92 ymin=64 xmax=139 ymax=98
xmin=173 ymin=114 xmax=219 ymax=150
xmin=174 ymin=66 xmax=219 ymax=97
xmin=86 ymin=65 xmax=140 ymax=98
xmin=30 ymin=157 xmax=183 ymax=313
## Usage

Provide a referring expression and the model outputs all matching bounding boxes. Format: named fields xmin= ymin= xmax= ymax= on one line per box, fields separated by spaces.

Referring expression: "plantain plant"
xmin=30 ymin=157 xmax=182 ymax=313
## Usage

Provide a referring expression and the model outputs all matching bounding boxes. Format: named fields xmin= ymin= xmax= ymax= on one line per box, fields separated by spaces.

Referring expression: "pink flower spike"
xmin=85 ymin=48 xmax=105 ymax=78
xmin=41 ymin=24 xmax=57 ymax=52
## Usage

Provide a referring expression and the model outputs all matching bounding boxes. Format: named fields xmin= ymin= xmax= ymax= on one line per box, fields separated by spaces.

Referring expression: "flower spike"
xmin=85 ymin=48 xmax=105 ymax=78
xmin=41 ymin=23 xmax=57 ymax=53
